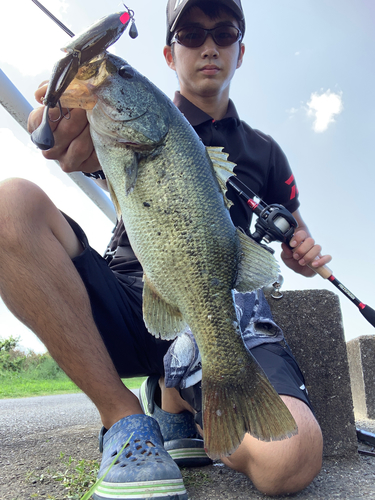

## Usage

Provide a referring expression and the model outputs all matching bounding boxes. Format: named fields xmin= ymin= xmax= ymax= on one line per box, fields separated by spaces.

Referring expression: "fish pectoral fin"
xmin=202 ymin=355 xmax=298 ymax=459
xmin=206 ymin=146 xmax=236 ymax=209
xmin=235 ymin=229 xmax=279 ymax=292
xmin=142 ymin=277 xmax=188 ymax=340
xmin=124 ymin=152 xmax=139 ymax=195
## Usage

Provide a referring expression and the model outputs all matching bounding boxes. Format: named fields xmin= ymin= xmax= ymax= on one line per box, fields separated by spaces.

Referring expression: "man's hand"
xmin=27 ymin=82 xmax=101 ymax=174
xmin=280 ymin=210 xmax=332 ymax=278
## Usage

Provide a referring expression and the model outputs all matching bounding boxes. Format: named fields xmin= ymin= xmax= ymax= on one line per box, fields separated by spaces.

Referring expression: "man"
xmin=0 ymin=0 xmax=330 ymax=498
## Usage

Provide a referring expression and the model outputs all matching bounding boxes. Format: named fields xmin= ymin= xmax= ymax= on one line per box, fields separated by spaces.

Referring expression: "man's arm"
xmin=27 ymin=83 xmax=107 ymax=189
xmin=280 ymin=209 xmax=332 ymax=278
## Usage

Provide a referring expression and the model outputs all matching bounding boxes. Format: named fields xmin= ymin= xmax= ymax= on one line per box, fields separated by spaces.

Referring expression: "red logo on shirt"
xmin=285 ymin=174 xmax=298 ymax=200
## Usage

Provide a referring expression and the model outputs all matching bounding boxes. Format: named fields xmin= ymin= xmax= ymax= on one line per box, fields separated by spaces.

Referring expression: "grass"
xmin=25 ymin=438 xmax=133 ymax=500
xmin=24 ymin=444 xmax=210 ymax=500
xmin=181 ymin=468 xmax=212 ymax=488
xmin=0 ymin=334 xmax=146 ymax=399
xmin=0 ymin=374 xmax=146 ymax=399
xmin=26 ymin=453 xmax=100 ymax=500
xmin=0 ymin=375 xmax=79 ymax=398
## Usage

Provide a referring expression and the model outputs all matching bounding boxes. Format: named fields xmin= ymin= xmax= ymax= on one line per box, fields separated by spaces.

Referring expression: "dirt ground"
xmin=1 ymin=420 xmax=375 ymax=500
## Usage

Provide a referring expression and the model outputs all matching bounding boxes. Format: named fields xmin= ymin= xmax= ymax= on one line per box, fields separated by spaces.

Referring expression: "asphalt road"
xmin=0 ymin=393 xmax=100 ymax=445
xmin=1 ymin=393 xmax=375 ymax=500
xmin=0 ymin=391 xmax=140 ymax=446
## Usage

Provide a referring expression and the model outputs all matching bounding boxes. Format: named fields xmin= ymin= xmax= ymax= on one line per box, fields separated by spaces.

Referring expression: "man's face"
xmin=165 ymin=6 xmax=244 ymax=100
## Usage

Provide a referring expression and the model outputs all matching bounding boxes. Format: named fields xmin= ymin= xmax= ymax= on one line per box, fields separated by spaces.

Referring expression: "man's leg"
xmin=161 ymin=385 xmax=322 ymax=496
xmin=221 ymin=395 xmax=323 ymax=496
xmin=0 ymin=178 xmax=141 ymax=428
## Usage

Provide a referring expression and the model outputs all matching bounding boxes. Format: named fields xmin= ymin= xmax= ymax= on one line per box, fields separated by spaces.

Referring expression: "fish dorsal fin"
xmin=235 ymin=228 xmax=279 ymax=292
xmin=143 ymin=276 xmax=188 ymax=340
xmin=206 ymin=146 xmax=236 ymax=209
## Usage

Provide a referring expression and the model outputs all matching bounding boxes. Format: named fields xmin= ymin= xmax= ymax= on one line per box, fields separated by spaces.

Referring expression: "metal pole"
xmin=0 ymin=68 xmax=117 ymax=224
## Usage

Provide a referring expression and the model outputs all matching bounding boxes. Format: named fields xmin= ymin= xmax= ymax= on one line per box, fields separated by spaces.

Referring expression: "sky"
xmin=0 ymin=0 xmax=374 ymax=353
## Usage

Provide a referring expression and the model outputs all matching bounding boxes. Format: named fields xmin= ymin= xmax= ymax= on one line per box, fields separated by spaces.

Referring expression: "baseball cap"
xmin=166 ymin=0 xmax=245 ymax=44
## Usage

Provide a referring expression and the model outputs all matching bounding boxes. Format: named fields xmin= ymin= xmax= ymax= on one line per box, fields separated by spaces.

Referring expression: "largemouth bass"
xmin=57 ymin=51 xmax=298 ymax=458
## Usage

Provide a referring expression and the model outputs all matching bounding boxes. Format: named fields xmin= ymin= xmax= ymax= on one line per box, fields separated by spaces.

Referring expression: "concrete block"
xmin=264 ymin=289 xmax=358 ymax=458
xmin=347 ymin=335 xmax=375 ymax=419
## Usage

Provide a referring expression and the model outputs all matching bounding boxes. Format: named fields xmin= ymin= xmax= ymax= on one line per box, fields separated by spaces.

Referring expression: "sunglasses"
xmin=171 ymin=25 xmax=242 ymax=48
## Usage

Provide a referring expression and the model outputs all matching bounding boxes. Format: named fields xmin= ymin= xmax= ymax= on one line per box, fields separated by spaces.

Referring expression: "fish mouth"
xmin=59 ymin=56 xmax=109 ymax=110
xmin=60 ymin=79 xmax=98 ymax=110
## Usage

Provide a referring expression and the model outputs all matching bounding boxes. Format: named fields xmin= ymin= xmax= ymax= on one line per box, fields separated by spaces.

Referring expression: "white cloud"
xmin=0 ymin=1 xmax=71 ymax=76
xmin=306 ymin=89 xmax=343 ymax=133
xmin=288 ymin=107 xmax=299 ymax=115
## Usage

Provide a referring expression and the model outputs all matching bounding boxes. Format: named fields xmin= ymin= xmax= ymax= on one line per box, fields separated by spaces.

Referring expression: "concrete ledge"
xmin=347 ymin=335 xmax=375 ymax=419
xmin=264 ymin=289 xmax=358 ymax=458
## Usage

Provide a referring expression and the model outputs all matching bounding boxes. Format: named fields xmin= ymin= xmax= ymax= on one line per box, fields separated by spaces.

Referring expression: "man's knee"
xmin=0 ymin=178 xmax=52 ymax=244
xmin=222 ymin=396 xmax=323 ymax=496
xmin=260 ymin=443 xmax=322 ymax=496
xmin=0 ymin=177 xmax=83 ymax=259
xmin=256 ymin=398 xmax=322 ymax=495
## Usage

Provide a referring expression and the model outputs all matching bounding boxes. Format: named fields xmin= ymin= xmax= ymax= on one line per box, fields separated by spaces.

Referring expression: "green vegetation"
xmin=181 ymin=468 xmax=212 ymax=488
xmin=24 ymin=445 xmax=207 ymax=500
xmin=0 ymin=335 xmax=145 ymax=399
xmin=26 ymin=438 xmax=132 ymax=500
xmin=26 ymin=453 xmax=100 ymax=499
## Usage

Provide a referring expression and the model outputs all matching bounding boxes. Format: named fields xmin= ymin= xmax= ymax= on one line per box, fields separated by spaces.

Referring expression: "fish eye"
xmin=119 ymin=65 xmax=134 ymax=79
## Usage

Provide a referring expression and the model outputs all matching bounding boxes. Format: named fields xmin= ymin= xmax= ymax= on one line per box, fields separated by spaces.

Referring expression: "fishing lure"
xmin=31 ymin=6 xmax=137 ymax=150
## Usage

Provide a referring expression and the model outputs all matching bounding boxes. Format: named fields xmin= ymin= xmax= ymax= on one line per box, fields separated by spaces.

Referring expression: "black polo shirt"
xmin=106 ymin=93 xmax=299 ymax=275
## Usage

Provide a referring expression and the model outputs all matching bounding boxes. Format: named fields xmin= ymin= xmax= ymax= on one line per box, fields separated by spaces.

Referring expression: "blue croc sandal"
xmin=94 ymin=414 xmax=189 ymax=500
xmin=139 ymin=376 xmax=212 ymax=467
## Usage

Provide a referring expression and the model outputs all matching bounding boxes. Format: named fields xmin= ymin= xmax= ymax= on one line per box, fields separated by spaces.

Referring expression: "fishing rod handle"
xmin=307 ymin=263 xmax=332 ymax=280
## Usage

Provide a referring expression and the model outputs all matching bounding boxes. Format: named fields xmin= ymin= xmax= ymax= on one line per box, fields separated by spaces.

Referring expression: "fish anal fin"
xmin=202 ymin=357 xmax=298 ymax=459
xmin=206 ymin=146 xmax=236 ymax=209
xmin=143 ymin=277 xmax=188 ymax=340
xmin=235 ymin=229 xmax=279 ymax=292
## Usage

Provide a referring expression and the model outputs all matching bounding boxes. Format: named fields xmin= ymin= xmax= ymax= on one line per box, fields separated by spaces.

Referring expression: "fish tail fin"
xmin=202 ymin=360 xmax=298 ymax=459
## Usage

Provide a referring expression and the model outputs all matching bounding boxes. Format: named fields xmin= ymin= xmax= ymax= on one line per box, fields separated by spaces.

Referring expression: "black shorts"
xmin=65 ymin=215 xmax=312 ymax=411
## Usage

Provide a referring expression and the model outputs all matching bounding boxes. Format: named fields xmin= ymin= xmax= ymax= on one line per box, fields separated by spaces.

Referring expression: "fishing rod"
xmin=31 ymin=0 xmax=74 ymax=37
xmin=228 ymin=177 xmax=375 ymax=329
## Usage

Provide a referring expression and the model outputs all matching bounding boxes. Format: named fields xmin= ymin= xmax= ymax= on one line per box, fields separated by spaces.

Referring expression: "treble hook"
xmin=49 ymin=101 xmax=71 ymax=122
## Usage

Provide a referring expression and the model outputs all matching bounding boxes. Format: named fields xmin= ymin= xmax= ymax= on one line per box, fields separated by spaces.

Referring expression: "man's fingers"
xmin=310 ymin=254 xmax=332 ymax=268
xmin=289 ymin=230 xmax=309 ymax=248
xmin=58 ymin=123 xmax=96 ymax=173
xmin=35 ymin=82 xmax=49 ymax=103
xmin=294 ymin=245 xmax=322 ymax=266
xmin=40 ymin=108 xmax=89 ymax=160
xmin=27 ymin=105 xmax=66 ymax=135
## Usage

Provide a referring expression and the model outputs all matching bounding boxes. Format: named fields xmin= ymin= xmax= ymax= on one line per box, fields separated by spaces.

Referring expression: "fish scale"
xmin=58 ymin=49 xmax=298 ymax=459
